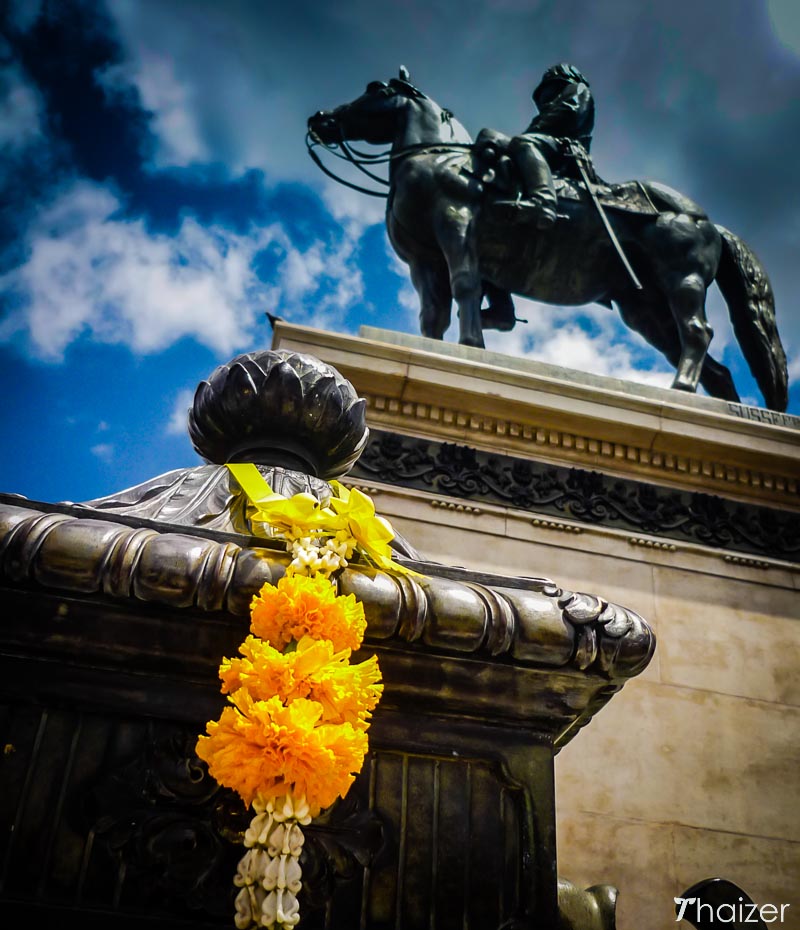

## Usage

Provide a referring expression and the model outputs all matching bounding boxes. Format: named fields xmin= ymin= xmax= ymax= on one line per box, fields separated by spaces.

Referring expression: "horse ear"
xmin=399 ymin=65 xmax=410 ymax=81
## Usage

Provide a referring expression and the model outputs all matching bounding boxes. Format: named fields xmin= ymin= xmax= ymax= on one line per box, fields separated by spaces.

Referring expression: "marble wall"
xmin=369 ymin=486 xmax=800 ymax=930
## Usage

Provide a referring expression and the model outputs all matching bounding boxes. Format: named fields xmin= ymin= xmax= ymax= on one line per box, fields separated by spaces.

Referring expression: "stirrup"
xmin=493 ymin=196 xmax=557 ymax=230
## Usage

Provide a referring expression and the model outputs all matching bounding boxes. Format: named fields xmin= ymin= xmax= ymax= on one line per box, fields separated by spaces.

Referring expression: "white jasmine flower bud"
xmin=262 ymin=853 xmax=281 ymax=891
xmin=291 ymin=794 xmax=311 ymax=824
xmin=281 ymin=794 xmax=297 ymax=821
xmin=267 ymin=823 xmax=286 ymax=857
xmin=244 ymin=811 xmax=274 ymax=848
xmin=318 ymin=550 xmax=346 ymax=574
xmin=262 ymin=889 xmax=278 ymax=926
xmin=285 ymin=855 xmax=303 ymax=894
xmin=284 ymin=823 xmax=305 ymax=857
xmin=234 ymin=883 xmax=265 ymax=928
xmin=276 ymin=888 xmax=301 ymax=926
xmin=234 ymin=848 xmax=269 ymax=887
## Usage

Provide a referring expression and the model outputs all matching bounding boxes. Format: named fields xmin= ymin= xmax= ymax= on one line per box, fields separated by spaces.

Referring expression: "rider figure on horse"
xmin=500 ymin=63 xmax=596 ymax=228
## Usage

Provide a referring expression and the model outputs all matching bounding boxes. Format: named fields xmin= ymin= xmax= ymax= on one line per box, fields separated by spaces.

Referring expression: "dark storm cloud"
xmin=0 ymin=2 xmax=279 ymax=236
xmin=6 ymin=2 xmax=151 ymax=188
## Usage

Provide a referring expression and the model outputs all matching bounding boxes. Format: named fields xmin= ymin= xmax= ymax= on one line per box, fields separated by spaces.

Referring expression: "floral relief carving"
xmin=352 ymin=431 xmax=800 ymax=562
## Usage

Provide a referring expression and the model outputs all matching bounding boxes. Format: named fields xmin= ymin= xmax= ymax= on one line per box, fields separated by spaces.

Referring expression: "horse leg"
xmin=409 ymin=258 xmax=452 ymax=340
xmin=451 ymin=263 xmax=484 ymax=348
xmin=698 ymin=355 xmax=740 ymax=403
xmin=615 ymin=292 xmax=739 ymax=402
xmin=436 ymin=215 xmax=484 ymax=348
xmin=666 ymin=272 xmax=714 ymax=393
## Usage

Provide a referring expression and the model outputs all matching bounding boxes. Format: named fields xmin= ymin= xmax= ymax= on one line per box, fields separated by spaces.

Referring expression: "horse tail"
xmin=714 ymin=225 xmax=788 ymax=412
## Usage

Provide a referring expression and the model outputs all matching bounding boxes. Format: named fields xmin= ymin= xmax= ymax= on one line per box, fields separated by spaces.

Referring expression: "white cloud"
xmin=485 ymin=299 xmax=673 ymax=388
xmin=787 ymin=350 xmax=800 ymax=383
xmin=0 ymin=182 xmax=274 ymax=358
xmin=90 ymin=443 xmax=115 ymax=463
xmin=266 ymin=224 xmax=366 ymax=334
xmin=281 ymin=246 xmax=325 ymax=301
xmin=317 ymin=238 xmax=364 ymax=311
xmin=767 ymin=0 xmax=800 ymax=58
xmin=97 ymin=53 xmax=208 ymax=168
xmin=0 ymin=180 xmax=372 ymax=360
xmin=103 ymin=0 xmax=279 ymax=176
xmin=383 ymin=241 xmax=423 ymax=333
xmin=321 ymin=180 xmax=388 ymax=232
xmin=165 ymin=387 xmax=194 ymax=436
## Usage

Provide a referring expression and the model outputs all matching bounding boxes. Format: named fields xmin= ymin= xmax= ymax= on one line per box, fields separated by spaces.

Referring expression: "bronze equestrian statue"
xmin=308 ymin=66 xmax=788 ymax=411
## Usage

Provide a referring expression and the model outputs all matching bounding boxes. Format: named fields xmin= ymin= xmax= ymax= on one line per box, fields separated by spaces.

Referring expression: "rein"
xmin=306 ymin=130 xmax=472 ymax=199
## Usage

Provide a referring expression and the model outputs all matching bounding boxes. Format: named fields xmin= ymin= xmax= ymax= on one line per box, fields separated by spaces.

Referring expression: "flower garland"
xmin=196 ymin=463 xmax=416 ymax=930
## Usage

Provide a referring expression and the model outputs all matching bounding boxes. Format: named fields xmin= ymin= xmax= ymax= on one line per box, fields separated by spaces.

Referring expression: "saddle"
xmin=554 ymin=176 xmax=707 ymax=219
xmin=462 ymin=137 xmax=707 ymax=221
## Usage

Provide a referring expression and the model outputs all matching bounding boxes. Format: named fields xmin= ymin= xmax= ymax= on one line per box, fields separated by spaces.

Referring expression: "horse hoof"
xmin=480 ymin=316 xmax=515 ymax=332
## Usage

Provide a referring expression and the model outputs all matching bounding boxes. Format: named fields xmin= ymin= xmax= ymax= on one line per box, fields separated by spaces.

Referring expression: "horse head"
xmin=308 ymin=78 xmax=415 ymax=147
xmin=308 ymin=70 xmax=469 ymax=151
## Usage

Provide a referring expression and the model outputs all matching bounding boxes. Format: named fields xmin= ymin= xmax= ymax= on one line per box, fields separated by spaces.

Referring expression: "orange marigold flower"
xmin=249 ymin=574 xmax=366 ymax=652
xmin=297 ymin=643 xmax=383 ymax=729
xmin=195 ymin=692 xmax=369 ymax=817
xmin=219 ymin=636 xmax=382 ymax=729
xmin=219 ymin=635 xmax=299 ymax=701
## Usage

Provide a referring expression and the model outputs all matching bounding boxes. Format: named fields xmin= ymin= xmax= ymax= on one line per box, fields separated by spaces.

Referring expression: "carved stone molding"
xmin=532 ymin=517 xmax=584 ymax=534
xmin=269 ymin=323 xmax=800 ymax=517
xmin=722 ymin=554 xmax=771 ymax=570
xmin=628 ymin=537 xmax=677 ymax=553
xmin=0 ymin=497 xmax=654 ymax=692
xmin=350 ymin=431 xmax=800 ymax=563
xmin=362 ymin=393 xmax=799 ymax=506
xmin=431 ymin=498 xmax=483 ymax=514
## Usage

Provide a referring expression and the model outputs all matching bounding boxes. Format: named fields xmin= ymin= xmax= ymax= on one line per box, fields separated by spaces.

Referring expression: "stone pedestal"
xmin=0 ymin=348 xmax=654 ymax=930
xmin=268 ymin=324 xmax=800 ymax=930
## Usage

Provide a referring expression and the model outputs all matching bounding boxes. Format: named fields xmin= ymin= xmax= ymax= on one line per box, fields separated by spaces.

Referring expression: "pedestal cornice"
xmin=270 ymin=323 xmax=800 ymax=509
xmin=0 ymin=493 xmax=654 ymax=747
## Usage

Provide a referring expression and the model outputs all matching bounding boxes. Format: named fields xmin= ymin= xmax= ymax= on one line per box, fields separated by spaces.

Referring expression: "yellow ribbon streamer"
xmin=227 ymin=463 xmax=419 ymax=576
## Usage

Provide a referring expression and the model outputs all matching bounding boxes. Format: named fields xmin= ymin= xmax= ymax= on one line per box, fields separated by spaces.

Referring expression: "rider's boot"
xmin=480 ymin=282 xmax=518 ymax=332
xmin=494 ymin=139 xmax=558 ymax=229
xmin=520 ymin=186 xmax=558 ymax=228
xmin=494 ymin=188 xmax=557 ymax=229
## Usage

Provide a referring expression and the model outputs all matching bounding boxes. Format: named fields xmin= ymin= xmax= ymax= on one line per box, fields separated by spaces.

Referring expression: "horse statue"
xmin=308 ymin=71 xmax=789 ymax=411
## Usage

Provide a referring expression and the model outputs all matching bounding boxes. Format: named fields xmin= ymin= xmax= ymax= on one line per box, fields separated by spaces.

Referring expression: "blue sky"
xmin=1 ymin=0 xmax=799 ymax=505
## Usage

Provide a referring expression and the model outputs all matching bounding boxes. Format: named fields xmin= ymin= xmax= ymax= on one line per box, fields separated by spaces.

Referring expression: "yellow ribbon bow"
xmin=227 ymin=463 xmax=418 ymax=576
xmin=327 ymin=481 xmax=400 ymax=573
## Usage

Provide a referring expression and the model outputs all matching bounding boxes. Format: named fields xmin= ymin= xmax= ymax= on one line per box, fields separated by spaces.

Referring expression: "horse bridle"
xmin=306 ymin=120 xmax=472 ymax=199
xmin=306 ymin=129 xmax=393 ymax=197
